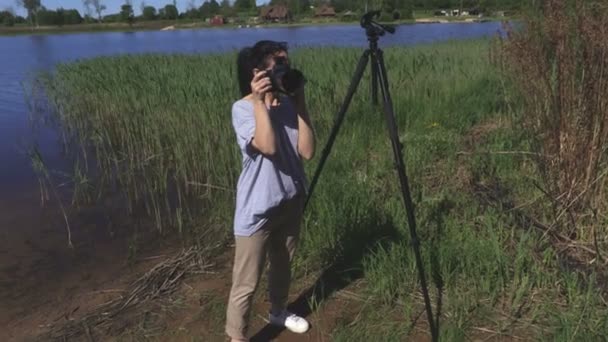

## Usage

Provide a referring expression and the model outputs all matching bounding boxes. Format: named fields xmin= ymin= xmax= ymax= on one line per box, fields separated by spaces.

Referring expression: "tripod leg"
xmin=371 ymin=53 xmax=378 ymax=105
xmin=304 ymin=50 xmax=371 ymax=210
xmin=373 ymin=50 xmax=438 ymax=342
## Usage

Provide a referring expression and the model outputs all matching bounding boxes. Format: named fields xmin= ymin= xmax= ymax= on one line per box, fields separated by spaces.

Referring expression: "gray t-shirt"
xmin=231 ymin=97 xmax=307 ymax=236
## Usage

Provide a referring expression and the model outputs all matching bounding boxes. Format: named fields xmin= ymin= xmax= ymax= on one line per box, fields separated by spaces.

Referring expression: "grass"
xmin=35 ymin=39 xmax=608 ymax=340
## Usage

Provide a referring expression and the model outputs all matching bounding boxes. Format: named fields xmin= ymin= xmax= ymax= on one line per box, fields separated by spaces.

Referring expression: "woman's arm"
xmin=250 ymin=70 xmax=276 ymax=156
xmin=292 ymin=90 xmax=315 ymax=160
xmin=251 ymin=99 xmax=277 ymax=156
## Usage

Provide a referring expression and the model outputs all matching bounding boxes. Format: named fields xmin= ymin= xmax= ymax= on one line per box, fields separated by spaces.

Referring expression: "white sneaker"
xmin=269 ymin=310 xmax=310 ymax=334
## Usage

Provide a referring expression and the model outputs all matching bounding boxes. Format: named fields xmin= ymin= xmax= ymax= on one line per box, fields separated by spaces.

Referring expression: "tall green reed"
xmin=41 ymin=54 xmax=242 ymax=232
xmin=39 ymin=41 xmax=499 ymax=235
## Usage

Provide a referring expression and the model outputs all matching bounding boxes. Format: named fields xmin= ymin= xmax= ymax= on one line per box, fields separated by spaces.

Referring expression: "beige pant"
xmin=225 ymin=195 xmax=304 ymax=340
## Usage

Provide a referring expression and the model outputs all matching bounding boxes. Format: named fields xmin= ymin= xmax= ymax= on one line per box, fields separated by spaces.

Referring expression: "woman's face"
xmin=263 ymin=50 xmax=289 ymax=71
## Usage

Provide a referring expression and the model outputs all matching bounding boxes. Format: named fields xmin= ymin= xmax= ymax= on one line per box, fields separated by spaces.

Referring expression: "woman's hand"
xmin=251 ymin=69 xmax=271 ymax=102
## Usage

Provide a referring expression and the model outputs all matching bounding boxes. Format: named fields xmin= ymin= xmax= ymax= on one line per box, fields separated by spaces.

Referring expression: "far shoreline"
xmin=0 ymin=16 xmax=512 ymax=37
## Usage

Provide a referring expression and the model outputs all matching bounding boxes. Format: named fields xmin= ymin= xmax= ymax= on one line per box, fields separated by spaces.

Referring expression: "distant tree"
xmin=412 ymin=0 xmax=426 ymax=9
xmin=163 ymin=3 xmax=179 ymax=19
xmin=331 ymin=0 xmax=350 ymax=13
xmin=183 ymin=0 xmax=199 ymax=18
xmin=186 ymin=0 xmax=196 ymax=10
xmin=382 ymin=0 xmax=396 ymax=13
xmin=103 ymin=12 xmax=122 ymax=22
xmin=0 ymin=9 xmax=16 ymax=26
xmin=200 ymin=1 xmax=209 ymax=17
xmin=463 ymin=0 xmax=476 ymax=8
xmin=285 ymin=0 xmax=299 ymax=15
xmin=17 ymin=0 xmax=41 ymax=27
xmin=56 ymin=7 xmax=66 ymax=26
xmin=234 ymin=0 xmax=252 ymax=11
xmin=64 ymin=9 xmax=84 ymax=24
xmin=184 ymin=8 xmax=201 ymax=18
xmin=299 ymin=0 xmax=311 ymax=13
xmin=83 ymin=14 xmax=95 ymax=22
xmin=402 ymin=0 xmax=414 ymax=18
xmin=37 ymin=7 xmax=58 ymax=25
xmin=200 ymin=0 xmax=220 ymax=17
xmin=121 ymin=1 xmax=135 ymax=26
xmin=395 ymin=0 xmax=413 ymax=18
xmin=86 ymin=0 xmax=107 ymax=22
xmin=36 ymin=7 xmax=82 ymax=26
xmin=431 ymin=0 xmax=450 ymax=8
xmin=210 ymin=0 xmax=220 ymax=15
xmin=142 ymin=5 xmax=157 ymax=19
xmin=82 ymin=0 xmax=94 ymax=22
xmin=220 ymin=0 xmax=234 ymax=16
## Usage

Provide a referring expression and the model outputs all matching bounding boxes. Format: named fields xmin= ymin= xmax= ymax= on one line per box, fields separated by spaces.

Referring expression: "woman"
xmin=225 ymin=40 xmax=315 ymax=342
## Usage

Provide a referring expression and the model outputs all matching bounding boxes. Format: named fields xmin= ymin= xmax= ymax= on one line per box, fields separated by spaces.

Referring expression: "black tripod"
xmin=303 ymin=11 xmax=438 ymax=342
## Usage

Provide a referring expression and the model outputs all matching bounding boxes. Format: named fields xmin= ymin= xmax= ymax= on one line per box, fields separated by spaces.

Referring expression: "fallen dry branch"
xmin=472 ymin=178 xmax=608 ymax=303
xmin=475 ymin=180 xmax=608 ymax=266
xmin=456 ymin=150 xmax=542 ymax=157
xmin=38 ymin=246 xmax=214 ymax=341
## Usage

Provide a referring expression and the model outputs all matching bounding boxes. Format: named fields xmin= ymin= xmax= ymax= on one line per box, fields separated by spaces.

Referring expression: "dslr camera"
xmin=265 ymin=56 xmax=306 ymax=96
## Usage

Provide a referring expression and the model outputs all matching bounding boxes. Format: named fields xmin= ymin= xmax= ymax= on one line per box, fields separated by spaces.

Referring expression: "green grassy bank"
xmin=37 ymin=40 xmax=608 ymax=340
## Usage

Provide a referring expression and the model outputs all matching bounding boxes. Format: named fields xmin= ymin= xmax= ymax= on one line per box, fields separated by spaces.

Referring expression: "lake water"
xmin=0 ymin=22 xmax=504 ymax=193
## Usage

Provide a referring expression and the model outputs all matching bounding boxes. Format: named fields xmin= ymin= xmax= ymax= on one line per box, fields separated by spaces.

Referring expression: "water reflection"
xmin=30 ymin=35 xmax=54 ymax=70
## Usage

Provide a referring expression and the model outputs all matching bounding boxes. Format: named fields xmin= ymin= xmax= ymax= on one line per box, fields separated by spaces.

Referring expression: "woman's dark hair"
xmin=237 ymin=40 xmax=288 ymax=97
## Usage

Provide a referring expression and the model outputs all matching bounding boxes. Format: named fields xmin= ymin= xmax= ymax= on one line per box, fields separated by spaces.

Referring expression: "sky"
xmin=1 ymin=0 xmax=268 ymax=17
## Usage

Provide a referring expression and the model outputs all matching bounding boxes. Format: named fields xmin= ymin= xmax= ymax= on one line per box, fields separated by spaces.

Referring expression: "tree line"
xmin=1 ymin=7 xmax=87 ymax=27
xmin=3 ymin=0 xmax=526 ymax=28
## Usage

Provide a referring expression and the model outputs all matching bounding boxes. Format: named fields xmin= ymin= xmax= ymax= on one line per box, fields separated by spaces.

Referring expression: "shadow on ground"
xmin=251 ymin=208 xmax=401 ymax=341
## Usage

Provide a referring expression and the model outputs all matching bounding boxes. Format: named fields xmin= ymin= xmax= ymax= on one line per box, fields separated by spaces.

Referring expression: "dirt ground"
xmin=0 ymin=187 xmax=386 ymax=342
xmin=0 ymin=187 xmax=179 ymax=341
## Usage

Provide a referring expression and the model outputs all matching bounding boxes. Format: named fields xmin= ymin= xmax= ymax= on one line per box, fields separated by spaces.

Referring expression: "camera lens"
xmin=282 ymin=69 xmax=305 ymax=94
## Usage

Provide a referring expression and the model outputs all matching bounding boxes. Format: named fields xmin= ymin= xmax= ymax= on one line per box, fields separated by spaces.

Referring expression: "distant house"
xmin=210 ymin=15 xmax=225 ymax=26
xmin=314 ymin=4 xmax=336 ymax=17
xmin=260 ymin=5 xmax=292 ymax=22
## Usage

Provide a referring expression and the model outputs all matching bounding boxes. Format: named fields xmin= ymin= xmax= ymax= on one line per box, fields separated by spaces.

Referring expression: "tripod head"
xmin=360 ymin=10 xmax=396 ymax=40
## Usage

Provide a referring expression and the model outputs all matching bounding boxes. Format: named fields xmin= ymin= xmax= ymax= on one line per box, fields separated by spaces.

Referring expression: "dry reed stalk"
xmin=496 ymin=0 xmax=608 ymax=243
xmin=38 ymin=246 xmax=214 ymax=341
